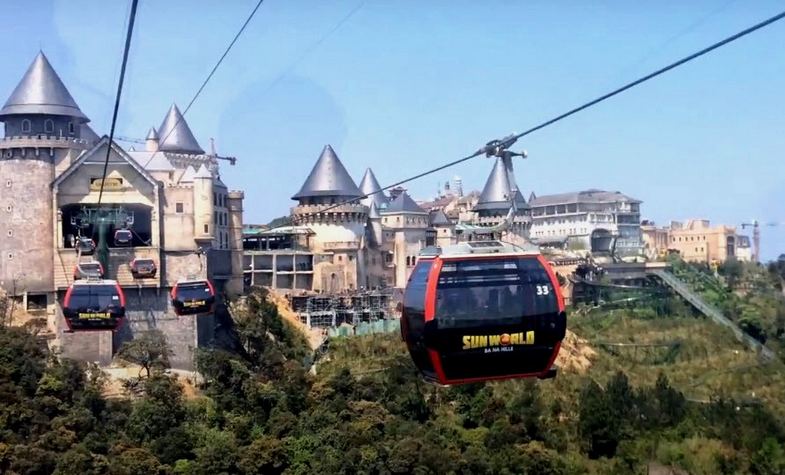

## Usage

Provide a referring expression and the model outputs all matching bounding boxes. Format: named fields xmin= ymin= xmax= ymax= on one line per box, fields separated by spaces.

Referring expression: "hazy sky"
xmin=1 ymin=1 xmax=783 ymax=259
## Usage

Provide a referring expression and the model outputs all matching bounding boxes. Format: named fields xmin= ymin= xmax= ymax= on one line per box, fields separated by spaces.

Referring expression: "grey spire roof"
xmin=0 ymin=51 xmax=88 ymax=121
xmin=146 ymin=127 xmax=159 ymax=140
xmin=292 ymin=145 xmax=362 ymax=200
xmin=179 ymin=166 xmax=196 ymax=183
xmin=474 ymin=157 xmax=527 ymax=212
xmin=358 ymin=168 xmax=388 ymax=208
xmin=129 ymin=151 xmax=174 ymax=172
xmin=157 ymin=104 xmax=204 ymax=154
xmin=430 ymin=209 xmax=451 ymax=226
xmin=385 ymin=191 xmax=426 ymax=214
xmin=81 ymin=124 xmax=100 ymax=144
xmin=368 ymin=201 xmax=381 ymax=219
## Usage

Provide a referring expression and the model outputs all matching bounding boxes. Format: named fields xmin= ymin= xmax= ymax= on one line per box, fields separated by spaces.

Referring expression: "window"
xmin=175 ymin=202 xmax=184 ymax=213
xmin=44 ymin=119 xmax=54 ymax=133
xmin=204 ymin=224 xmax=209 ymax=233
xmin=21 ymin=119 xmax=31 ymax=133
xmin=348 ymin=255 xmax=354 ymax=261
xmin=68 ymin=122 xmax=75 ymax=134
xmin=338 ymin=255 xmax=343 ymax=262
xmin=214 ymin=212 xmax=218 ymax=224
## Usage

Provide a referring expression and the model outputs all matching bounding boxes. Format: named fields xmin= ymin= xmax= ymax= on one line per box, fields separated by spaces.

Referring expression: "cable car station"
xmin=0 ymin=52 xmax=245 ymax=369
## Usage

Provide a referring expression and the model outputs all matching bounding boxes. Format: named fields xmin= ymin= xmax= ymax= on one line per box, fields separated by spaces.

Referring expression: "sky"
xmin=0 ymin=0 xmax=783 ymax=260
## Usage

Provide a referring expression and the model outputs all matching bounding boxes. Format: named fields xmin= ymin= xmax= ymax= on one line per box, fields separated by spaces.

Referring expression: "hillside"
xmin=1 ymin=272 xmax=785 ymax=474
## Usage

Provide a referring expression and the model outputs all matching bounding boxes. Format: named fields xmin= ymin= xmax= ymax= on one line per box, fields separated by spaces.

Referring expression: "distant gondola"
xmin=401 ymin=241 xmax=566 ymax=385
xmin=73 ymin=261 xmax=104 ymax=280
xmin=171 ymin=279 xmax=215 ymax=316
xmin=130 ymin=258 xmax=157 ymax=279
xmin=76 ymin=236 xmax=96 ymax=255
xmin=62 ymin=279 xmax=126 ymax=331
xmin=114 ymin=228 xmax=133 ymax=247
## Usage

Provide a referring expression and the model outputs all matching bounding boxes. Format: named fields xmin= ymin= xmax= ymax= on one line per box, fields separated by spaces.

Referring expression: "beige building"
xmin=0 ymin=52 xmax=244 ymax=366
xmin=641 ymin=219 xmax=751 ymax=263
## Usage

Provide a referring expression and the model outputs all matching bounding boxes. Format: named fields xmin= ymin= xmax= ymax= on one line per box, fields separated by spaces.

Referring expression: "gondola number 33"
xmin=536 ymin=285 xmax=550 ymax=296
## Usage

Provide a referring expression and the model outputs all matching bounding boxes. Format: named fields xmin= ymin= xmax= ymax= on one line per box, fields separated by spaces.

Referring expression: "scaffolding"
xmin=289 ymin=289 xmax=397 ymax=329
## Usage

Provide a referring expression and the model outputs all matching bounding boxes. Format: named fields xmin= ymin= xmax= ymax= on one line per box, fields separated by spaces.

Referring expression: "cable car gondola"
xmin=130 ymin=258 xmax=157 ymax=279
xmin=76 ymin=236 xmax=96 ymax=255
xmin=401 ymin=241 xmax=566 ymax=385
xmin=114 ymin=228 xmax=133 ymax=247
xmin=73 ymin=261 xmax=104 ymax=280
xmin=62 ymin=279 xmax=126 ymax=331
xmin=171 ymin=279 xmax=215 ymax=316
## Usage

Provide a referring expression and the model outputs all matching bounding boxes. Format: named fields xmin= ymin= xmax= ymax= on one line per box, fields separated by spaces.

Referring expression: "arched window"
xmin=44 ymin=119 xmax=54 ymax=134
xmin=21 ymin=119 xmax=31 ymax=133
xmin=68 ymin=122 xmax=75 ymax=134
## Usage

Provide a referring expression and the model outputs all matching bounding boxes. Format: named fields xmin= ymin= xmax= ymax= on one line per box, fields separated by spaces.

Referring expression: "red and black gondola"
xmin=130 ymin=258 xmax=157 ymax=279
xmin=62 ymin=279 xmax=126 ymax=331
xmin=171 ymin=279 xmax=215 ymax=316
xmin=401 ymin=241 xmax=566 ymax=385
xmin=73 ymin=261 xmax=104 ymax=280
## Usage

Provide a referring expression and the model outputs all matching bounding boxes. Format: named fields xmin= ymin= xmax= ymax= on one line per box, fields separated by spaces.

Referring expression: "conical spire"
xmin=359 ymin=168 xmax=388 ymax=208
xmin=292 ymin=145 xmax=362 ymax=200
xmin=157 ymin=104 xmax=204 ymax=154
xmin=474 ymin=157 xmax=527 ymax=212
xmin=368 ymin=201 xmax=381 ymax=219
xmin=0 ymin=51 xmax=88 ymax=121
xmin=194 ymin=164 xmax=212 ymax=179
xmin=146 ymin=127 xmax=159 ymax=140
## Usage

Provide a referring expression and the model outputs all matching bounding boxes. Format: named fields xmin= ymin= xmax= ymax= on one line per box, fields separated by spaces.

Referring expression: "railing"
xmin=55 ymin=247 xmax=160 ymax=289
xmin=650 ymin=269 xmax=775 ymax=361
xmin=0 ymin=135 xmax=89 ymax=149
xmin=321 ymin=241 xmax=361 ymax=250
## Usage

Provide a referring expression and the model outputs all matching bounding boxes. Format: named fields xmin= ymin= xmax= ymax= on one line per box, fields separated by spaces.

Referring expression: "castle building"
xmin=641 ymin=219 xmax=751 ymax=263
xmin=529 ymin=189 xmax=642 ymax=256
xmin=0 ymin=52 xmax=244 ymax=368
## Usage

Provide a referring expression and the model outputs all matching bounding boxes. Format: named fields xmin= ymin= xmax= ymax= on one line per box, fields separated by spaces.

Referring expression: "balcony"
xmin=54 ymin=247 xmax=160 ymax=289
xmin=321 ymin=241 xmax=361 ymax=250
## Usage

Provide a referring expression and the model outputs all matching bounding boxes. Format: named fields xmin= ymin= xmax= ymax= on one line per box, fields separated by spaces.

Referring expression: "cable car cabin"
xmin=401 ymin=241 xmax=566 ymax=385
xmin=76 ymin=237 xmax=96 ymax=255
xmin=171 ymin=279 xmax=215 ymax=316
xmin=73 ymin=261 xmax=104 ymax=280
xmin=62 ymin=280 xmax=126 ymax=331
xmin=130 ymin=258 xmax=157 ymax=279
xmin=114 ymin=229 xmax=133 ymax=247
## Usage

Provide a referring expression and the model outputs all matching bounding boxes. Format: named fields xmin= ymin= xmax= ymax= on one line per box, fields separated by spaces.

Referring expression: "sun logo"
xmin=500 ymin=333 xmax=511 ymax=345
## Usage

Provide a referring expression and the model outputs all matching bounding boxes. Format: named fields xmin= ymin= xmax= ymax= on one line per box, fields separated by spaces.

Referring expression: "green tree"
xmin=238 ymin=436 xmax=288 ymax=475
xmin=117 ymin=330 xmax=172 ymax=378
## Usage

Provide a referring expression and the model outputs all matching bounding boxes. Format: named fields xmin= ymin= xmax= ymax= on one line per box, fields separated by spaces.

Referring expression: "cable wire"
xmin=144 ymin=0 xmax=265 ymax=167
xmin=271 ymin=8 xmax=785 ymax=227
xmin=97 ymin=0 xmax=139 ymax=206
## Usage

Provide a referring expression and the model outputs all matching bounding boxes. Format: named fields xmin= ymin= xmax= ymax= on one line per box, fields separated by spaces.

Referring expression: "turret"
xmin=358 ymin=168 xmax=388 ymax=209
xmin=0 ymin=52 xmax=89 ymax=294
xmin=192 ymin=164 xmax=214 ymax=243
xmin=145 ymin=127 xmax=159 ymax=152
xmin=368 ymin=201 xmax=383 ymax=246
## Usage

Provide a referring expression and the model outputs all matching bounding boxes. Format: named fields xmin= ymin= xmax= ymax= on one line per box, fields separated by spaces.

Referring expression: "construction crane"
xmin=739 ymin=220 xmax=782 ymax=263
xmin=115 ymin=136 xmax=237 ymax=165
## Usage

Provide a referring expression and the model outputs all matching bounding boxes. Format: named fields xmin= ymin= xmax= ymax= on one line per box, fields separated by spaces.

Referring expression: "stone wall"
xmin=0 ymin=158 xmax=54 ymax=294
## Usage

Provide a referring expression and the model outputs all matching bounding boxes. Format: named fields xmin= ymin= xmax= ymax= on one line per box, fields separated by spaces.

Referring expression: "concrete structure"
xmin=642 ymin=219 xmax=751 ymax=263
xmin=0 ymin=52 xmax=244 ymax=369
xmin=529 ymin=189 xmax=643 ymax=256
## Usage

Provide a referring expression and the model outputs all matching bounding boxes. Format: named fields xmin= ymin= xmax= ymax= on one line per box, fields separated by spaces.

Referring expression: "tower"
xmin=291 ymin=145 xmax=367 ymax=292
xmin=193 ymin=164 xmax=214 ymax=245
xmin=0 ymin=52 xmax=90 ymax=295
xmin=473 ymin=156 xmax=531 ymax=243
